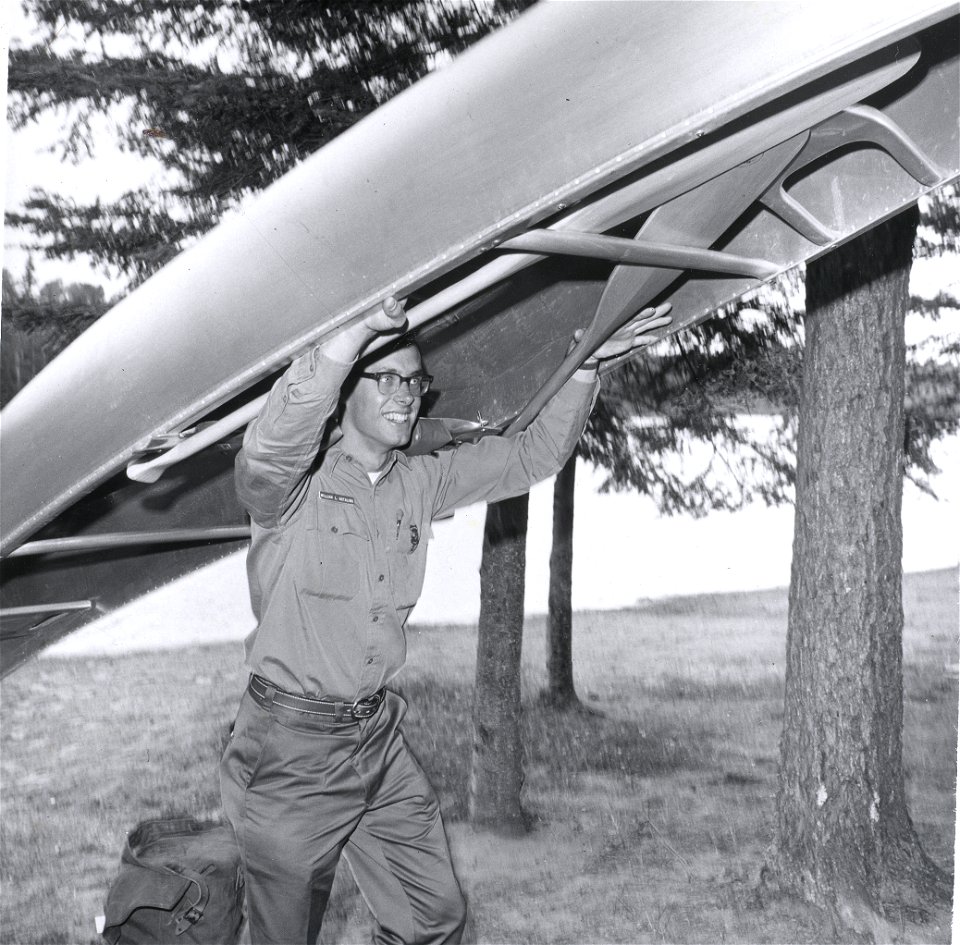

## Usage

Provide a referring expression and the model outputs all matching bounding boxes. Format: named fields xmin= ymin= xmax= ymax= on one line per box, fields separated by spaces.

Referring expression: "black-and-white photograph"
xmin=2 ymin=2 xmax=957 ymax=943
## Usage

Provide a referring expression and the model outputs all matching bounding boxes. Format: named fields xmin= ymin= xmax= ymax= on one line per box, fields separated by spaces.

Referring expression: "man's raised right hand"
xmin=323 ymin=296 xmax=408 ymax=363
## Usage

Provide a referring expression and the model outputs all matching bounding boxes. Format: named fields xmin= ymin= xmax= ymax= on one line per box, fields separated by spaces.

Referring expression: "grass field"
xmin=1 ymin=569 xmax=956 ymax=944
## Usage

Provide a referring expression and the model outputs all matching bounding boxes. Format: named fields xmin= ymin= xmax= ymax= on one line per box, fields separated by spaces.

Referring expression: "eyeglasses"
xmin=358 ymin=371 xmax=433 ymax=396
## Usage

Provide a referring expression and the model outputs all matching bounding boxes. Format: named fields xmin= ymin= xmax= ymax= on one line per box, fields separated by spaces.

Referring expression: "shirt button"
xmin=372 ymin=615 xmax=379 ymax=623
xmin=331 ymin=526 xmax=338 ymax=533
xmin=378 ymin=574 xmax=385 ymax=582
xmin=366 ymin=658 xmax=374 ymax=665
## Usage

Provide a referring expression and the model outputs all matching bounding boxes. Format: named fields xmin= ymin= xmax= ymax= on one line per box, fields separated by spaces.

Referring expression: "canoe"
xmin=2 ymin=0 xmax=958 ymax=673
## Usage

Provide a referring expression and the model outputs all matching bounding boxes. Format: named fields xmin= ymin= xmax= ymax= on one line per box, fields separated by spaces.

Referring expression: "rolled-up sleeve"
xmin=428 ymin=374 xmax=599 ymax=519
xmin=236 ymin=349 xmax=354 ymax=528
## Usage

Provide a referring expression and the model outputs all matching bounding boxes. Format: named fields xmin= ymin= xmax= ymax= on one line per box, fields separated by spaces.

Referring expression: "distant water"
xmin=43 ymin=432 xmax=959 ymax=658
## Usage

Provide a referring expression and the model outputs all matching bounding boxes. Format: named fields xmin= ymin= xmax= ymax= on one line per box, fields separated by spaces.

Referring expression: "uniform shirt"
xmin=236 ymin=346 xmax=598 ymax=700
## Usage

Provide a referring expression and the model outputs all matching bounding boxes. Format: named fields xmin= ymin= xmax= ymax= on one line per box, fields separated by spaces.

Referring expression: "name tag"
xmin=319 ymin=491 xmax=356 ymax=505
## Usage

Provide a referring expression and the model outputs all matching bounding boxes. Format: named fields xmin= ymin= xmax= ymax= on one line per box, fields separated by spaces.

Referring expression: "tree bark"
xmin=468 ymin=493 xmax=529 ymax=833
xmin=544 ymin=453 xmax=580 ymax=708
xmin=775 ymin=208 xmax=950 ymax=932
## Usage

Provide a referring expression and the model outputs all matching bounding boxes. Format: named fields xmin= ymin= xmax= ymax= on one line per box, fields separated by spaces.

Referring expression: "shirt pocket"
xmin=389 ymin=517 xmax=429 ymax=609
xmin=316 ymin=500 xmax=369 ymax=600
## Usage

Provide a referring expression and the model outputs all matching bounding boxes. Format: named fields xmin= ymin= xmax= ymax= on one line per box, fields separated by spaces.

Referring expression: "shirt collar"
xmin=326 ymin=443 xmax=409 ymax=478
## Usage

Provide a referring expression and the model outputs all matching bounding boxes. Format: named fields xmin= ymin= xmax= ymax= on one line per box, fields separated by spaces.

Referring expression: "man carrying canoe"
xmin=220 ymin=297 xmax=671 ymax=944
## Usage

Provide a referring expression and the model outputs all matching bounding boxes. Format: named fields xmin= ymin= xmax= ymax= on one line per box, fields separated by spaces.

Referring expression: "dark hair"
xmin=356 ymin=336 xmax=423 ymax=371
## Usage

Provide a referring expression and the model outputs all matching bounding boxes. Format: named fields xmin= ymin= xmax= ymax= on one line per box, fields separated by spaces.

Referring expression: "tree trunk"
xmin=775 ymin=207 xmax=950 ymax=933
xmin=468 ymin=493 xmax=529 ymax=833
xmin=544 ymin=453 xmax=580 ymax=708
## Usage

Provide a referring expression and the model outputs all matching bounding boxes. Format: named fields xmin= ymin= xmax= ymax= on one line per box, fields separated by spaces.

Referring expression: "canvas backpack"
xmin=100 ymin=817 xmax=244 ymax=944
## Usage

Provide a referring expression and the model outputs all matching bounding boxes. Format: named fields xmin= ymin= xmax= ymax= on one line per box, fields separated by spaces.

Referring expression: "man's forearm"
xmin=235 ymin=347 xmax=353 ymax=526
xmin=430 ymin=369 xmax=599 ymax=517
xmin=322 ymin=321 xmax=377 ymax=365
xmin=323 ymin=297 xmax=407 ymax=364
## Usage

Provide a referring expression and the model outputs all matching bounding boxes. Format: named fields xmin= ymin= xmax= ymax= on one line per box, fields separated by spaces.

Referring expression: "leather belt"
xmin=248 ymin=674 xmax=385 ymax=720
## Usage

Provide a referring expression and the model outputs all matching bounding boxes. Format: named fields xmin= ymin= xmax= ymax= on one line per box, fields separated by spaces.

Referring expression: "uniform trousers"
xmin=220 ymin=687 xmax=466 ymax=944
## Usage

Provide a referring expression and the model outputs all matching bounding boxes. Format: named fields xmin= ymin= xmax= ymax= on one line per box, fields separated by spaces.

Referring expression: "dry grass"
xmin=1 ymin=569 xmax=955 ymax=944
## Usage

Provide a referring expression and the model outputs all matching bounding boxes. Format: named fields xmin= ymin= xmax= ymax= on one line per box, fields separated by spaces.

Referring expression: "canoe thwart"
xmin=760 ymin=105 xmax=946 ymax=243
xmin=500 ymin=230 xmax=780 ymax=280
xmin=8 ymin=526 xmax=253 ymax=558
xmin=0 ymin=600 xmax=95 ymax=619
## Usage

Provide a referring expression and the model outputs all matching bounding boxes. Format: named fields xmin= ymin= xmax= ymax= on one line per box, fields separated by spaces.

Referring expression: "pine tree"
xmin=775 ymin=207 xmax=952 ymax=934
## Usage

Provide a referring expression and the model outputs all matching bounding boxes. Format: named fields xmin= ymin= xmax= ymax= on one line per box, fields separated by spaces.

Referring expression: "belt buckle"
xmin=351 ymin=692 xmax=380 ymax=719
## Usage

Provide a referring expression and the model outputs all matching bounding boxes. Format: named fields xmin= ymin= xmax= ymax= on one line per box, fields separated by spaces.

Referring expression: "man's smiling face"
xmin=341 ymin=344 xmax=424 ymax=457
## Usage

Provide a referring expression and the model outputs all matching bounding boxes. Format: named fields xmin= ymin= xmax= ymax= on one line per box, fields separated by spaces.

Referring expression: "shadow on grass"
xmin=641 ymin=675 xmax=783 ymax=701
xmin=395 ymin=676 xmax=715 ymax=822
